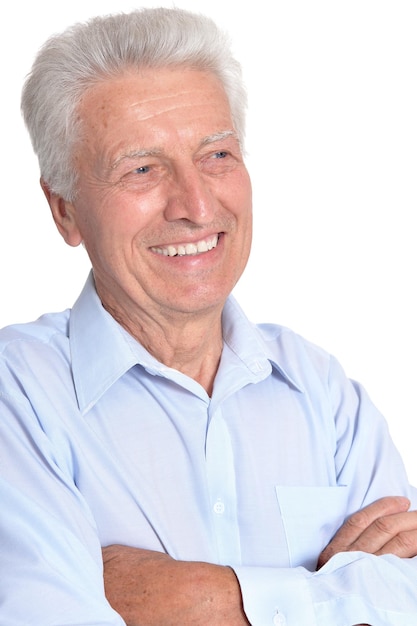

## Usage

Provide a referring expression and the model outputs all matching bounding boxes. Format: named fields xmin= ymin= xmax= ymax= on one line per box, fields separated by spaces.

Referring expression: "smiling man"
xmin=1 ymin=7 xmax=417 ymax=626
xmin=44 ymin=66 xmax=252 ymax=395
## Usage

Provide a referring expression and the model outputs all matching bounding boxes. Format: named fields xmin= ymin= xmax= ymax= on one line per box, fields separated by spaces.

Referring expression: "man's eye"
xmin=133 ymin=166 xmax=150 ymax=174
xmin=213 ymin=151 xmax=228 ymax=159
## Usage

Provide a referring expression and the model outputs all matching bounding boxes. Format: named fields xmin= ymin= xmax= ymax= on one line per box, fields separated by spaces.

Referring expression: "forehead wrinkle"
xmin=126 ymin=80 xmax=221 ymax=108
xmin=127 ymin=95 xmax=223 ymax=124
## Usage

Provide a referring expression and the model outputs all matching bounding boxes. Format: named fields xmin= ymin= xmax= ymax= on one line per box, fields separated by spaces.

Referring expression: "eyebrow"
xmin=200 ymin=130 xmax=240 ymax=147
xmin=110 ymin=148 xmax=162 ymax=170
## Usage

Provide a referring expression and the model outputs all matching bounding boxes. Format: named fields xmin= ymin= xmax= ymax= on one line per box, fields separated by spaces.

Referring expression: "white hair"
xmin=21 ymin=7 xmax=247 ymax=201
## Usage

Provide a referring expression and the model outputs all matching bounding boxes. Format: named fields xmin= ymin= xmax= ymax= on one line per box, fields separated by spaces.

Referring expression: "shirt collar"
xmin=70 ymin=273 xmax=303 ymax=413
xmin=70 ymin=273 xmax=139 ymax=413
xmin=221 ymin=296 xmax=305 ymax=393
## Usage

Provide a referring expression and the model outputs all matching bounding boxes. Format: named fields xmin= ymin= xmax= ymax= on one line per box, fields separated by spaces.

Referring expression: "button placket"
xmin=205 ymin=406 xmax=241 ymax=563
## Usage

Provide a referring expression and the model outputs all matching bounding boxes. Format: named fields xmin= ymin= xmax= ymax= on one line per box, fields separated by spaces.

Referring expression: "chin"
xmin=164 ymin=289 xmax=228 ymax=317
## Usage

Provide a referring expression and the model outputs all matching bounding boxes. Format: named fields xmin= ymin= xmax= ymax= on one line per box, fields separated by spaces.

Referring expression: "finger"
xmin=346 ymin=509 xmax=417 ymax=554
xmin=344 ymin=496 xmax=410 ymax=536
xmin=317 ymin=497 xmax=410 ymax=568
xmin=332 ymin=496 xmax=410 ymax=547
xmin=375 ymin=528 xmax=417 ymax=559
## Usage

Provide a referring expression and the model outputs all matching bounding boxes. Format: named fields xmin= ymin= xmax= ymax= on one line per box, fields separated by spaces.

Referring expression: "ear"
xmin=40 ymin=178 xmax=83 ymax=247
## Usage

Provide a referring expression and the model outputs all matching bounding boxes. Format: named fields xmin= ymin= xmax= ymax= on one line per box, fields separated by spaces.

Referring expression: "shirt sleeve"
xmin=0 ymin=475 xmax=126 ymax=626
xmin=0 ymin=386 xmax=126 ymax=626
xmin=235 ymin=552 xmax=417 ymax=625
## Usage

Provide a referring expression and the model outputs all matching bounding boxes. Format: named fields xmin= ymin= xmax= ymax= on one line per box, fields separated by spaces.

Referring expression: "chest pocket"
xmin=275 ymin=485 xmax=348 ymax=571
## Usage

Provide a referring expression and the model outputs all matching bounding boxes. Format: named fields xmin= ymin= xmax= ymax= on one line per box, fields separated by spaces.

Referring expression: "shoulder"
xmin=0 ymin=310 xmax=71 ymax=380
xmin=256 ymin=322 xmax=333 ymax=369
xmin=0 ymin=310 xmax=70 ymax=346
xmin=254 ymin=321 xmax=356 ymax=403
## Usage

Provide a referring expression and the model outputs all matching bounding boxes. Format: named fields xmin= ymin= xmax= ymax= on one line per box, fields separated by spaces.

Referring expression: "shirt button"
xmin=273 ymin=612 xmax=286 ymax=626
xmin=213 ymin=500 xmax=225 ymax=515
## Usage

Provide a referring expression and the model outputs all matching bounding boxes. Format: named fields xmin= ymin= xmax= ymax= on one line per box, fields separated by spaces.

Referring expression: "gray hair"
xmin=21 ymin=7 xmax=247 ymax=201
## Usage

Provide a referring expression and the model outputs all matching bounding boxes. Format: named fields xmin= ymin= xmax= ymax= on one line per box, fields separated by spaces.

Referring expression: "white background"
xmin=1 ymin=1 xmax=416 ymax=480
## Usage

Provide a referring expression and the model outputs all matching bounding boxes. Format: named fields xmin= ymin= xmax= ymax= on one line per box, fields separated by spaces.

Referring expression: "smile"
xmin=151 ymin=234 xmax=219 ymax=257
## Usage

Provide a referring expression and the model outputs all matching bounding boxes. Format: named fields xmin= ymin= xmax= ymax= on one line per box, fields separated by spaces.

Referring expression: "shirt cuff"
xmin=233 ymin=565 xmax=315 ymax=626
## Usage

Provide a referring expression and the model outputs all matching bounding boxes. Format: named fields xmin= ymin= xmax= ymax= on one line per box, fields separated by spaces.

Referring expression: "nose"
xmin=163 ymin=165 xmax=216 ymax=224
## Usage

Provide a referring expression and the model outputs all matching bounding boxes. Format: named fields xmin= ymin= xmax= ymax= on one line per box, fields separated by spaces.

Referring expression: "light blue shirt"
xmin=1 ymin=272 xmax=417 ymax=625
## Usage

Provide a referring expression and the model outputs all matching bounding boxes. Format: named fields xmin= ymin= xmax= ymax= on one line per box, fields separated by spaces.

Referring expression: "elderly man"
xmin=1 ymin=7 xmax=417 ymax=626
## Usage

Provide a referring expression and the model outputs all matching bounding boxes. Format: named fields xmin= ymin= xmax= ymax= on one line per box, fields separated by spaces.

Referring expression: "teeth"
xmin=152 ymin=235 xmax=219 ymax=257
xmin=197 ymin=240 xmax=208 ymax=253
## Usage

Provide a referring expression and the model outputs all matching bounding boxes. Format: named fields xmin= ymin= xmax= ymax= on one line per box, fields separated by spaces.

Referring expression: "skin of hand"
xmin=102 ymin=544 xmax=250 ymax=626
xmin=317 ymin=495 xmax=417 ymax=569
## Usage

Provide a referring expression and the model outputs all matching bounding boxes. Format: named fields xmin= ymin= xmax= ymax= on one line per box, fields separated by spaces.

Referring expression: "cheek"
xmin=236 ymin=176 xmax=253 ymax=255
xmin=233 ymin=187 xmax=253 ymax=236
xmin=229 ymin=169 xmax=252 ymax=217
xmin=75 ymin=193 xmax=134 ymax=241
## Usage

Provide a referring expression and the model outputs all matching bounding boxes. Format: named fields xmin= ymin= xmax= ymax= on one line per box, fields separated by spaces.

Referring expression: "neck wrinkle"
xmin=100 ymin=293 xmax=224 ymax=396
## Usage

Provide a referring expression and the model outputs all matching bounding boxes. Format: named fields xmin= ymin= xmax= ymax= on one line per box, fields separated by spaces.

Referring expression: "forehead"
xmin=77 ymin=67 xmax=234 ymax=148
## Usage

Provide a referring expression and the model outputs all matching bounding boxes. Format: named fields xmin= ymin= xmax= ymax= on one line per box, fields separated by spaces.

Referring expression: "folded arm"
xmin=103 ymin=545 xmax=250 ymax=626
xmin=103 ymin=497 xmax=417 ymax=626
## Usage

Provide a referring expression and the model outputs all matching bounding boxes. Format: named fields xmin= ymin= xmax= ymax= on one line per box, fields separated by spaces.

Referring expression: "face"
xmin=51 ymin=67 xmax=252 ymax=323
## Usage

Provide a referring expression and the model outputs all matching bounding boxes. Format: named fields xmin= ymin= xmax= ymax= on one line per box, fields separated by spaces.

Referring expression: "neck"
xmin=99 ymin=288 xmax=225 ymax=396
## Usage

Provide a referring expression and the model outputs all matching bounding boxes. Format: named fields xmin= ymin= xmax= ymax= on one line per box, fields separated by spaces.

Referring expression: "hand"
xmin=102 ymin=544 xmax=250 ymax=626
xmin=317 ymin=496 xmax=417 ymax=569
